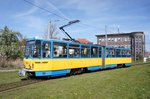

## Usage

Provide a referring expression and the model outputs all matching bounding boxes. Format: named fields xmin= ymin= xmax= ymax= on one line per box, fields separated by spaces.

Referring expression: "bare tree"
xmin=43 ymin=21 xmax=59 ymax=40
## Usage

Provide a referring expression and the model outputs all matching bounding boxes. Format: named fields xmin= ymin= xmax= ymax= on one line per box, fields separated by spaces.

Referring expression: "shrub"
xmin=0 ymin=58 xmax=23 ymax=69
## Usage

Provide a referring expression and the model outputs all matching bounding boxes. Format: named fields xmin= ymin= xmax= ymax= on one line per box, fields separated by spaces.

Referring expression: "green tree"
xmin=0 ymin=26 xmax=24 ymax=60
xmin=137 ymin=53 xmax=143 ymax=61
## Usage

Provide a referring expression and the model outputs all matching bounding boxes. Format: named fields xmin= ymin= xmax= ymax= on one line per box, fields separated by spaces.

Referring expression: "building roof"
xmin=145 ymin=52 xmax=150 ymax=57
xmin=77 ymin=38 xmax=92 ymax=44
xmin=96 ymin=32 xmax=144 ymax=37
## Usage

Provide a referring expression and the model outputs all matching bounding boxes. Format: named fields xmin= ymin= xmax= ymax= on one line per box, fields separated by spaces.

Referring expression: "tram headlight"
xmin=32 ymin=63 xmax=34 ymax=69
xmin=29 ymin=65 xmax=31 ymax=69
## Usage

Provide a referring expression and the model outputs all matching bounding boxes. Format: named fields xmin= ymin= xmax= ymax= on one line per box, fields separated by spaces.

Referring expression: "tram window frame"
xmin=127 ymin=50 xmax=131 ymax=57
xmin=109 ymin=48 xmax=115 ymax=57
xmin=116 ymin=49 xmax=122 ymax=57
xmin=42 ymin=42 xmax=51 ymax=58
xmin=106 ymin=48 xmax=115 ymax=58
xmin=25 ymin=41 xmax=35 ymax=58
xmin=81 ymin=46 xmax=90 ymax=58
xmin=99 ymin=47 xmax=102 ymax=57
xmin=53 ymin=42 xmax=67 ymax=58
xmin=106 ymin=48 xmax=109 ymax=57
xmin=122 ymin=50 xmax=127 ymax=57
xmin=68 ymin=44 xmax=80 ymax=58
xmin=33 ymin=40 xmax=41 ymax=58
xmin=91 ymin=46 xmax=98 ymax=58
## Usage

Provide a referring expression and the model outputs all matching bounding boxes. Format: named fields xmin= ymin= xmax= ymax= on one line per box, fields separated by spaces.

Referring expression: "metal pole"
xmin=105 ymin=25 xmax=107 ymax=46
xmin=49 ymin=21 xmax=51 ymax=39
xmin=47 ymin=21 xmax=50 ymax=40
xmin=117 ymin=25 xmax=120 ymax=34
xmin=48 ymin=20 xmax=59 ymax=40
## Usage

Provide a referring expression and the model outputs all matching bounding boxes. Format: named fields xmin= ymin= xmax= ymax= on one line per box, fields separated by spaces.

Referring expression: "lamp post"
xmin=105 ymin=25 xmax=107 ymax=46
xmin=47 ymin=20 xmax=59 ymax=40
xmin=47 ymin=21 xmax=50 ymax=40
xmin=117 ymin=25 xmax=120 ymax=34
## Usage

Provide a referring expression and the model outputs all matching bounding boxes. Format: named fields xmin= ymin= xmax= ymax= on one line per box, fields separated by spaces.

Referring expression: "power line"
xmin=23 ymin=0 xmax=104 ymax=32
xmin=80 ymin=22 xmax=102 ymax=30
xmin=23 ymin=0 xmax=70 ymax=21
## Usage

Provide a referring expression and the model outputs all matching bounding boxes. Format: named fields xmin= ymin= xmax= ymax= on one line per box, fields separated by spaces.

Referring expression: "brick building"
xmin=96 ymin=32 xmax=145 ymax=60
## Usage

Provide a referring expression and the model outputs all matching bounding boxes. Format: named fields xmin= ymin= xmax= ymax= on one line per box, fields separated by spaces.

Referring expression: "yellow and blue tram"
xmin=19 ymin=38 xmax=132 ymax=77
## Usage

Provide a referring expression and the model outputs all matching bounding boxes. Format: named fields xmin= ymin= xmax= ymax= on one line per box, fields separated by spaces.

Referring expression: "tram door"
xmin=102 ymin=46 xmax=105 ymax=68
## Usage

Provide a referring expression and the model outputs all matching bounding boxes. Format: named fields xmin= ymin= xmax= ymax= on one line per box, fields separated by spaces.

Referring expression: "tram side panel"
xmin=25 ymin=58 xmax=103 ymax=71
xmin=49 ymin=58 xmax=103 ymax=71
xmin=103 ymin=47 xmax=132 ymax=68
xmin=105 ymin=58 xmax=132 ymax=68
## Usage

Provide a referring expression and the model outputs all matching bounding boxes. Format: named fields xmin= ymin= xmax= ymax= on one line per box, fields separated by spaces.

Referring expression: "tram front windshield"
xmin=24 ymin=40 xmax=41 ymax=58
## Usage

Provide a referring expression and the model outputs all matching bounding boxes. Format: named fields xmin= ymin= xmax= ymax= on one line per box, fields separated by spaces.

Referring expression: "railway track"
xmin=0 ymin=79 xmax=44 ymax=93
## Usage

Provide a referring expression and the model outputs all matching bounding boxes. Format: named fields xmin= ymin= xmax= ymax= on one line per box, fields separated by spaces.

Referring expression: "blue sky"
xmin=0 ymin=0 xmax=150 ymax=51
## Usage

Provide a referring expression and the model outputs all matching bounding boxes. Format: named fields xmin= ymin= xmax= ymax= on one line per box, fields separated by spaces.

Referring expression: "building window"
xmin=114 ymin=38 xmax=117 ymax=42
xmin=124 ymin=38 xmax=127 ymax=41
xmin=125 ymin=45 xmax=127 ymax=48
xmin=128 ymin=37 xmax=130 ymax=41
xmin=108 ymin=38 xmax=111 ymax=42
xmin=102 ymin=39 xmax=104 ymax=42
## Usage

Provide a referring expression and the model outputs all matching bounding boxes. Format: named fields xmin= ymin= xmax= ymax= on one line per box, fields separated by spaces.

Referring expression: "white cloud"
xmin=47 ymin=1 xmax=71 ymax=21
xmin=58 ymin=0 xmax=113 ymax=16
xmin=14 ymin=0 xmax=40 ymax=18
xmin=23 ymin=16 xmax=46 ymax=30
xmin=12 ymin=0 xmax=49 ymax=37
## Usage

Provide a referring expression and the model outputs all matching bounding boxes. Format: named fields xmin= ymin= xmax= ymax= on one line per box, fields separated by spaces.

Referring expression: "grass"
xmin=0 ymin=71 xmax=21 ymax=84
xmin=132 ymin=58 xmax=150 ymax=65
xmin=0 ymin=64 xmax=150 ymax=99
xmin=147 ymin=58 xmax=150 ymax=62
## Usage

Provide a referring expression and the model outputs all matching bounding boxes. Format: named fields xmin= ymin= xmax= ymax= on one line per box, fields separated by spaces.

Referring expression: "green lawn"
xmin=0 ymin=71 xmax=21 ymax=84
xmin=0 ymin=64 xmax=150 ymax=99
xmin=132 ymin=58 xmax=150 ymax=64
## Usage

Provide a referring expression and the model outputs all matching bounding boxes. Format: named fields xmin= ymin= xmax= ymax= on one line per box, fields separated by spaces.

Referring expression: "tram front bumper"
xmin=18 ymin=68 xmax=33 ymax=77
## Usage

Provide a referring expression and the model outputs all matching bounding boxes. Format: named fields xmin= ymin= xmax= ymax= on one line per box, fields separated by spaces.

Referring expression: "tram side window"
xmin=120 ymin=50 xmax=123 ymax=57
xmin=122 ymin=50 xmax=126 ymax=57
xmin=116 ymin=49 xmax=122 ymax=57
xmin=69 ymin=44 xmax=80 ymax=58
xmin=42 ymin=42 xmax=50 ymax=58
xmin=99 ymin=47 xmax=102 ymax=57
xmin=33 ymin=40 xmax=41 ymax=58
xmin=91 ymin=47 xmax=98 ymax=57
xmin=53 ymin=43 xmax=67 ymax=58
xmin=106 ymin=48 xmax=109 ymax=57
xmin=81 ymin=46 xmax=90 ymax=58
xmin=109 ymin=48 xmax=115 ymax=57
xmin=127 ymin=50 xmax=131 ymax=57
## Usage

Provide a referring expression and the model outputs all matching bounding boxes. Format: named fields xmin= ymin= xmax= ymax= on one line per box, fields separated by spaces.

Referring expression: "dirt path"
xmin=0 ymin=69 xmax=18 ymax=72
